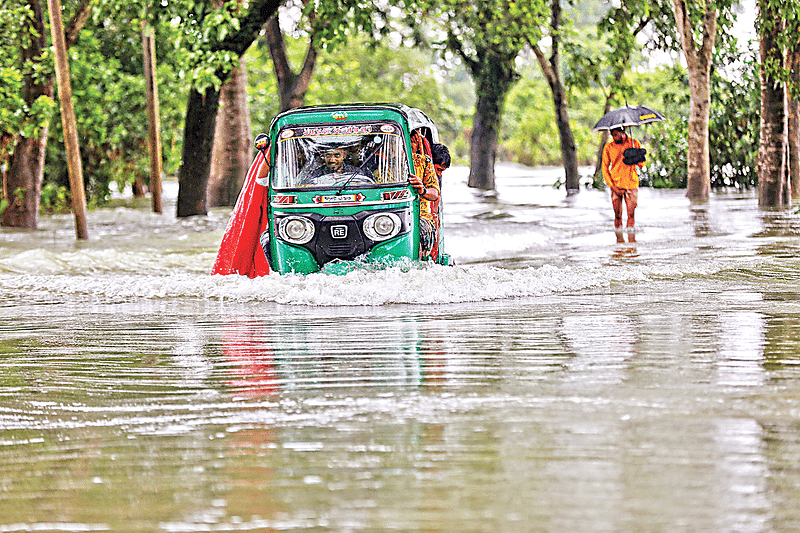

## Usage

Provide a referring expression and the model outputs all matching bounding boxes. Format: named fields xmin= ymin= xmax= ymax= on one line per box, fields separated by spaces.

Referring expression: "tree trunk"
xmin=468 ymin=93 xmax=500 ymax=191
xmin=555 ymin=102 xmax=580 ymax=193
xmin=175 ymin=0 xmax=281 ymax=217
xmin=208 ymin=59 xmax=253 ymax=207
xmin=532 ymin=0 xmax=579 ymax=193
xmin=4 ymin=129 xmax=48 ymax=228
xmin=467 ymin=53 xmax=516 ymax=190
xmin=685 ymin=67 xmax=712 ymax=201
xmin=671 ymin=0 xmax=716 ymax=203
xmin=788 ymin=49 xmax=800 ymax=199
xmin=265 ymin=12 xmax=317 ymax=112
xmin=177 ymin=87 xmax=221 ymax=217
xmin=48 ymin=0 xmax=88 ymax=239
xmin=758 ymin=7 xmax=789 ymax=207
xmin=3 ymin=0 xmax=50 ymax=229
xmin=143 ymin=16 xmax=163 ymax=213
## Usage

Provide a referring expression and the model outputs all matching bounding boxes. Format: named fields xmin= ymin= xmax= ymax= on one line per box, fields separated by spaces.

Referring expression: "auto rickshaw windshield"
xmin=272 ymin=122 xmax=410 ymax=189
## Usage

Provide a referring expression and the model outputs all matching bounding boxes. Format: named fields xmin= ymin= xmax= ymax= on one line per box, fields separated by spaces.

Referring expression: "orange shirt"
xmin=602 ymin=136 xmax=643 ymax=190
xmin=412 ymin=152 xmax=439 ymax=222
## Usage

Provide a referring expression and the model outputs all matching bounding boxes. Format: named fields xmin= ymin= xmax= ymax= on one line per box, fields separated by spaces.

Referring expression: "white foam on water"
xmin=0 ymin=248 xmax=215 ymax=275
xmin=0 ymin=258 xmax=732 ymax=307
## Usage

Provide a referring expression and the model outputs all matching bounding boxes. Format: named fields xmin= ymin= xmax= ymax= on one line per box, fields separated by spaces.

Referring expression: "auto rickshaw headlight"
xmin=363 ymin=212 xmax=401 ymax=241
xmin=278 ymin=216 xmax=315 ymax=244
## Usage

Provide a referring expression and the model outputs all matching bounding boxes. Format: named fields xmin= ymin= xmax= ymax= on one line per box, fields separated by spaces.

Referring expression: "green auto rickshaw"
xmin=213 ymin=103 xmax=451 ymax=276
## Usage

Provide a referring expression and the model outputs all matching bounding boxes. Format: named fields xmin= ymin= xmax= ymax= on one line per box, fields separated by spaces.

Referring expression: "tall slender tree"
xmin=671 ymin=0 xmax=717 ymax=202
xmin=142 ymin=15 xmax=163 ymax=213
xmin=529 ymin=0 xmax=579 ymax=193
xmin=756 ymin=0 xmax=790 ymax=207
xmin=47 ymin=0 xmax=88 ymax=238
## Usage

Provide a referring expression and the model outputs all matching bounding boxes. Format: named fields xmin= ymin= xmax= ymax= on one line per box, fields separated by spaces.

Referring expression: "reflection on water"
xmin=716 ymin=309 xmax=766 ymax=388
xmin=220 ymin=316 xmax=435 ymax=396
xmin=691 ymin=203 xmax=713 ymax=238
xmin=611 ymin=243 xmax=639 ymax=260
xmin=2 ymin=170 xmax=800 ymax=531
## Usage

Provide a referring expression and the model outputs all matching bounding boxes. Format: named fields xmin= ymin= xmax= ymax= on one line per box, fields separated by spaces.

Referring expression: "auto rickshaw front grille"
xmin=327 ymin=242 xmax=355 ymax=257
xmin=316 ymin=220 xmax=366 ymax=261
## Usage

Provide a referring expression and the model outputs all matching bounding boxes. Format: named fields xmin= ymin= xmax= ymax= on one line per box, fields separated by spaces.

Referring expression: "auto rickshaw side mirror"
xmin=254 ymin=133 xmax=270 ymax=153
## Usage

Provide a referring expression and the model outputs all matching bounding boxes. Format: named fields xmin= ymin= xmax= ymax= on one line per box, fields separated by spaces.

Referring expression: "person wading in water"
xmin=602 ymin=127 xmax=645 ymax=243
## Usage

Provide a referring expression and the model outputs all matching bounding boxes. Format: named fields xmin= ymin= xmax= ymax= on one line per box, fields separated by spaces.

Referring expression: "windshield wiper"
xmin=335 ymin=137 xmax=383 ymax=195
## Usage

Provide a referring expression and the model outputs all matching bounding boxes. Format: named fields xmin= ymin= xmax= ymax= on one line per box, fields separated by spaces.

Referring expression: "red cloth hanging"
xmin=211 ymin=150 xmax=271 ymax=277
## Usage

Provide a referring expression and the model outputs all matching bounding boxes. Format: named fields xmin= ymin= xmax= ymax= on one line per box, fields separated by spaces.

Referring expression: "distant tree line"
xmin=1 ymin=0 xmax=797 ymax=232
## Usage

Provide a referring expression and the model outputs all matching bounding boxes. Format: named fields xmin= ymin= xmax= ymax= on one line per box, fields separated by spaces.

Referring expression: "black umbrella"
xmin=592 ymin=104 xmax=666 ymax=131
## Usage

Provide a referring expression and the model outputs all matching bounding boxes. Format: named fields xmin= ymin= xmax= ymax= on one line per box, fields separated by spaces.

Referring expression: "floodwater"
xmin=2 ymin=165 xmax=800 ymax=532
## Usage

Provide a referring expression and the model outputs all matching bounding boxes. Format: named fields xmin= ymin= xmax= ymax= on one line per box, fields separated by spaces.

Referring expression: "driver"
xmin=321 ymin=148 xmax=349 ymax=174
xmin=305 ymin=147 xmax=366 ymax=182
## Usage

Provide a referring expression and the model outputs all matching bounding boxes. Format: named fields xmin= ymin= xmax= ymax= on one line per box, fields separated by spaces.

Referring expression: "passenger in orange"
xmin=407 ymin=132 xmax=440 ymax=260
xmin=602 ymin=127 xmax=644 ymax=242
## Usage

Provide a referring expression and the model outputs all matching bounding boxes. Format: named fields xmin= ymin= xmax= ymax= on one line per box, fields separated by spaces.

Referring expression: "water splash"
xmin=0 ymin=258 xmax=730 ymax=307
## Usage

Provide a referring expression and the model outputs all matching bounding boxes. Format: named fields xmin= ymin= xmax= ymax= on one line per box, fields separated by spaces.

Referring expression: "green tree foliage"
xmin=402 ymin=0 xmax=548 ymax=189
xmin=15 ymin=0 xmax=767 ymax=218
xmin=303 ymin=0 xmax=396 ymax=49
xmin=246 ymin=33 xmax=471 ymax=158
xmin=151 ymin=0 xmax=248 ymax=89
xmin=708 ymin=54 xmax=760 ymax=188
xmin=636 ymin=58 xmax=760 ymax=190
xmin=42 ymin=3 xmax=190 ymax=208
xmin=501 ymin=68 xmax=604 ymax=167
xmin=0 ymin=1 xmax=55 ymax=161
xmin=590 ymin=0 xmax=677 ymax=100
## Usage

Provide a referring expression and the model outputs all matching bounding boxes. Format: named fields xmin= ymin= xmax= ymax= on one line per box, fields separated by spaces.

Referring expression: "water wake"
xmin=0 ymin=259 xmax=729 ymax=307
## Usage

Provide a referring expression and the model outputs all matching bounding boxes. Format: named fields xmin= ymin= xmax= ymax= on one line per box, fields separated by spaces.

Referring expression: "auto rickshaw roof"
xmin=270 ymin=103 xmax=439 ymax=143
